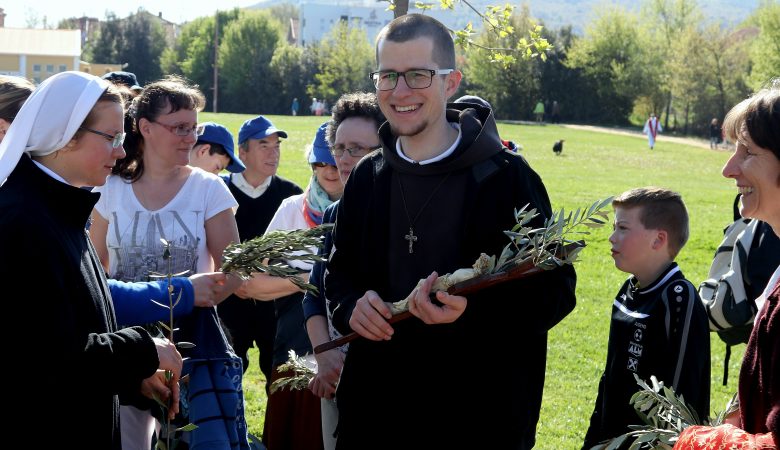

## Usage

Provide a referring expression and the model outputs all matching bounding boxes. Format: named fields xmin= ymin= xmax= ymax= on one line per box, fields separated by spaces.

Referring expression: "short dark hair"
xmin=325 ymin=92 xmax=386 ymax=146
xmin=195 ymin=141 xmax=228 ymax=157
xmin=0 ymin=75 xmax=35 ymax=121
xmin=375 ymin=14 xmax=455 ymax=70
xmin=612 ymin=187 xmax=690 ymax=259
xmin=723 ymin=78 xmax=780 ymax=162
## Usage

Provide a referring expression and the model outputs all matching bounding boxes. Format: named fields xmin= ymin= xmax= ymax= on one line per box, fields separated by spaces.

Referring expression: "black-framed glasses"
xmin=153 ymin=121 xmax=205 ymax=137
xmin=312 ymin=162 xmax=336 ymax=168
xmin=331 ymin=144 xmax=381 ymax=158
xmin=369 ymin=69 xmax=454 ymax=91
xmin=79 ymin=126 xmax=126 ymax=148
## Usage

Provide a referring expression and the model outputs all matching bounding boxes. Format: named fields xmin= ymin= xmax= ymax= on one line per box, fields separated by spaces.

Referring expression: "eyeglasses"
xmin=369 ymin=69 xmax=454 ymax=91
xmin=153 ymin=121 xmax=205 ymax=137
xmin=312 ymin=162 xmax=336 ymax=168
xmin=331 ymin=144 xmax=381 ymax=158
xmin=79 ymin=126 xmax=126 ymax=148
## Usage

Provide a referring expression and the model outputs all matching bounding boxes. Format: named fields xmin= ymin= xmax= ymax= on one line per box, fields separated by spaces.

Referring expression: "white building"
xmin=296 ymin=2 xmax=469 ymax=46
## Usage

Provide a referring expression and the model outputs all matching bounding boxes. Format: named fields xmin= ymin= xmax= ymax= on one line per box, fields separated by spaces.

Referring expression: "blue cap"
xmin=238 ymin=115 xmax=288 ymax=145
xmin=308 ymin=122 xmax=336 ymax=166
xmin=197 ymin=122 xmax=245 ymax=173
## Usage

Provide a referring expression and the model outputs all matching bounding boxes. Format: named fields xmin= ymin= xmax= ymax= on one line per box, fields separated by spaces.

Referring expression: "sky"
xmin=2 ymin=1 xmax=263 ymax=28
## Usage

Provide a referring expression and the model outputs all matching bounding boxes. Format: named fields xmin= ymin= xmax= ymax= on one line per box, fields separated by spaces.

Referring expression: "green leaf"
xmin=176 ymin=423 xmax=199 ymax=432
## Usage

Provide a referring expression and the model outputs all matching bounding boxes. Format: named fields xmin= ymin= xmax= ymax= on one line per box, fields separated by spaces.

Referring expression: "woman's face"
xmin=314 ymin=162 xmax=343 ymax=201
xmin=722 ymin=126 xmax=780 ymax=228
xmin=63 ymin=101 xmax=126 ymax=187
xmin=139 ymin=107 xmax=199 ymax=168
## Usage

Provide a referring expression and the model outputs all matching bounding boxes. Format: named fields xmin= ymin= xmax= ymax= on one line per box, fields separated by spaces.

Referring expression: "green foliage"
xmin=306 ymin=21 xmax=374 ymax=105
xmin=218 ymin=10 xmax=283 ymax=113
xmin=221 ymin=225 xmax=331 ymax=292
xmin=269 ymin=350 xmax=316 ymax=393
xmin=462 ymin=5 xmax=543 ymax=120
xmin=87 ymin=13 xmax=123 ymax=65
xmin=270 ymin=44 xmax=310 ymax=115
xmin=748 ymin=0 xmax=780 ymax=89
xmin=566 ymin=6 xmax=657 ymax=123
xmin=593 ymin=375 xmax=739 ymax=449
xmin=122 ymin=12 xmax=167 ymax=84
xmin=161 ymin=10 xmax=241 ymax=110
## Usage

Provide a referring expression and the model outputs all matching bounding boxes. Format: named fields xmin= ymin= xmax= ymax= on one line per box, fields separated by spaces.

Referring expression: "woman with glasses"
xmin=0 ymin=71 xmax=183 ymax=449
xmin=236 ymin=122 xmax=344 ymax=450
xmin=89 ymin=76 xmax=245 ymax=449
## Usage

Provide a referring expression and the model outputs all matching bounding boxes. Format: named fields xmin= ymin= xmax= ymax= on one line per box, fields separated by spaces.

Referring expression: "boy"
xmin=582 ymin=187 xmax=710 ymax=449
xmin=189 ymin=121 xmax=245 ymax=175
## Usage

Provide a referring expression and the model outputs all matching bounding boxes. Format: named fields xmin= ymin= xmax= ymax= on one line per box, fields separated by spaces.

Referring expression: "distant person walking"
xmin=533 ymin=100 xmax=545 ymax=123
xmin=643 ymin=113 xmax=662 ymax=150
xmin=709 ymin=117 xmax=722 ymax=149
xmin=292 ymin=97 xmax=300 ymax=116
xmin=551 ymin=100 xmax=561 ymax=124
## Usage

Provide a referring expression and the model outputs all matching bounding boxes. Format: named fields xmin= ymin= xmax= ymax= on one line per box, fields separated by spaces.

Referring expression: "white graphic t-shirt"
xmin=93 ymin=168 xmax=237 ymax=282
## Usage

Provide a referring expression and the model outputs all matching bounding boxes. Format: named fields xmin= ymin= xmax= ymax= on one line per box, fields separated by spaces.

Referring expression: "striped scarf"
xmin=302 ymin=174 xmax=335 ymax=228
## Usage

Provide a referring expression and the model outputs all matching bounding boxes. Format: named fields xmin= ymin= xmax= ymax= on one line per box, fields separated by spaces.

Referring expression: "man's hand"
xmin=408 ymin=272 xmax=467 ymax=324
xmin=348 ymin=290 xmax=394 ymax=341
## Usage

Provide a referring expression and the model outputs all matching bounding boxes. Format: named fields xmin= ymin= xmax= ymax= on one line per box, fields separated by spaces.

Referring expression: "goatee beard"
xmin=390 ymin=120 xmax=428 ymax=138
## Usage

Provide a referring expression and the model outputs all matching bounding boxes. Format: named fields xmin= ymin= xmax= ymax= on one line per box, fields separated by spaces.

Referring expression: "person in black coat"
xmin=0 ymin=71 xmax=182 ymax=449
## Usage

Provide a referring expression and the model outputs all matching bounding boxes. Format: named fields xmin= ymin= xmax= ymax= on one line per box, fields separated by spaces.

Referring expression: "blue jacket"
xmin=108 ymin=278 xmax=194 ymax=327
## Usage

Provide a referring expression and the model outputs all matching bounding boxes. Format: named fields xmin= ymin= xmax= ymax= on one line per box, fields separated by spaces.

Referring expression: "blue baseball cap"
xmin=238 ymin=115 xmax=288 ymax=145
xmin=196 ymin=122 xmax=245 ymax=173
xmin=308 ymin=122 xmax=336 ymax=166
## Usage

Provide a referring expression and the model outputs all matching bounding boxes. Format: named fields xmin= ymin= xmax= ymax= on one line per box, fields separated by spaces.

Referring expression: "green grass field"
xmin=200 ymin=112 xmax=742 ymax=448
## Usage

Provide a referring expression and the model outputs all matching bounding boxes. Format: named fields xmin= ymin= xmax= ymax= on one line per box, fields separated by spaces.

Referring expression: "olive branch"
xmin=269 ymin=350 xmax=317 ymax=394
xmin=220 ymin=224 xmax=332 ymax=293
xmin=591 ymin=374 xmax=739 ymax=450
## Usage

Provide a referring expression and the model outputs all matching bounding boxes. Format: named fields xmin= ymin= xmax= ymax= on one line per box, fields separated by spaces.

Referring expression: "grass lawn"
xmin=200 ymin=112 xmax=743 ymax=448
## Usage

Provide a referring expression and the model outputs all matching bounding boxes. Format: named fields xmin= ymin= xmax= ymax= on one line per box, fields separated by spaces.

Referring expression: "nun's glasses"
xmin=79 ymin=127 xmax=126 ymax=149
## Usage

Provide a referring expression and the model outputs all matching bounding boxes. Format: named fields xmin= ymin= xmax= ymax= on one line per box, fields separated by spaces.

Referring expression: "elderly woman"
xmin=0 ymin=71 xmax=182 ymax=449
xmin=674 ymin=81 xmax=779 ymax=448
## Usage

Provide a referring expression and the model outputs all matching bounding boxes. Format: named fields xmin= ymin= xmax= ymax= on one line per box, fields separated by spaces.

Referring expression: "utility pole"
xmin=213 ymin=10 xmax=219 ymax=113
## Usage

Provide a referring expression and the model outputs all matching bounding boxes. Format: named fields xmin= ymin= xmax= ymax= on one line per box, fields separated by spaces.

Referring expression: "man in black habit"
xmin=325 ymin=13 xmax=577 ymax=450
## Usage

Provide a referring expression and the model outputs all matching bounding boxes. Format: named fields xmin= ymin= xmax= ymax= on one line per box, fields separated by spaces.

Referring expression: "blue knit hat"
xmin=308 ymin=122 xmax=336 ymax=166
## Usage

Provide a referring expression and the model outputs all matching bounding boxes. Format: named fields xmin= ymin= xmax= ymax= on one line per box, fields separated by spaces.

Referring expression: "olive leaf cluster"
xmin=220 ymin=224 xmax=332 ymax=292
xmin=496 ymin=197 xmax=613 ymax=272
xmin=592 ymin=374 xmax=739 ymax=450
xmin=269 ymin=350 xmax=317 ymax=394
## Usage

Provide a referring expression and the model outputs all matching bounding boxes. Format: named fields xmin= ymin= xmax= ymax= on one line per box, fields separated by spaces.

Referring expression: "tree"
xmin=161 ymin=10 xmax=241 ymax=111
xmin=566 ymin=6 xmax=657 ymax=123
xmin=306 ymin=21 xmax=374 ymax=106
xmin=219 ymin=10 xmax=283 ymax=113
xmin=462 ymin=5 xmax=542 ymax=120
xmin=748 ymin=0 xmax=780 ymax=89
xmin=642 ymin=0 xmax=703 ymax=130
xmin=270 ymin=44 xmax=311 ymax=115
xmin=87 ymin=13 xmax=123 ymax=64
xmin=121 ymin=11 xmax=167 ymax=84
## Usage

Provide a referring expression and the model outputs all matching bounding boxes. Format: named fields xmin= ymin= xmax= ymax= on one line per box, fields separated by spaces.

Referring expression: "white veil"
xmin=0 ymin=71 xmax=109 ymax=184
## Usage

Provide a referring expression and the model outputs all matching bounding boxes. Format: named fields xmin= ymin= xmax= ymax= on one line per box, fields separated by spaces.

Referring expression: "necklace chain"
xmin=397 ymin=172 xmax=451 ymax=254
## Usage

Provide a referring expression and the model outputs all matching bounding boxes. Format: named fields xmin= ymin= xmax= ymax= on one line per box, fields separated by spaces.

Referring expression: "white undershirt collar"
xmin=395 ymin=122 xmax=461 ymax=165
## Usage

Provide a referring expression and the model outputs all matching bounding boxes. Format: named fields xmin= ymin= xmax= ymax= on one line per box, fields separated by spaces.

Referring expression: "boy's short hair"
xmin=375 ymin=13 xmax=455 ymax=70
xmin=612 ymin=187 xmax=689 ymax=259
xmin=195 ymin=141 xmax=227 ymax=157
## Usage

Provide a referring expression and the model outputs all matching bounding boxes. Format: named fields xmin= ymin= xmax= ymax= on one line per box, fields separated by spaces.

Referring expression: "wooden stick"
xmin=313 ymin=241 xmax=584 ymax=354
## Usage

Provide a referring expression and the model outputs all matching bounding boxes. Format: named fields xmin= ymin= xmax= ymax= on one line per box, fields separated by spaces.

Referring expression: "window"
xmin=33 ymin=77 xmax=41 ymax=84
xmin=33 ymin=64 xmax=41 ymax=73
xmin=46 ymin=64 xmax=54 ymax=73
xmin=59 ymin=64 xmax=67 ymax=72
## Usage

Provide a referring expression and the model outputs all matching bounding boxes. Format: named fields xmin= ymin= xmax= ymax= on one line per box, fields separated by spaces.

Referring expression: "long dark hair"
xmin=113 ymin=75 xmax=205 ymax=182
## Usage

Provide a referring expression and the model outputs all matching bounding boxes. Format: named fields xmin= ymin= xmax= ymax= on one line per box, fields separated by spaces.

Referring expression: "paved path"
xmin=500 ymin=120 xmax=732 ymax=151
